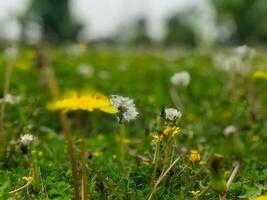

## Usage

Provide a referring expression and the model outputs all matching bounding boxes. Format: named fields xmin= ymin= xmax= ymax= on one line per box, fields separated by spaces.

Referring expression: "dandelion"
xmin=251 ymin=135 xmax=260 ymax=142
xmin=110 ymin=95 xmax=138 ymax=123
xmin=77 ymin=64 xmax=94 ymax=78
xmin=163 ymin=126 xmax=181 ymax=137
xmin=252 ymin=70 xmax=267 ymax=80
xmin=47 ymin=91 xmax=117 ymax=114
xmin=249 ymin=195 xmax=267 ymax=200
xmin=170 ymin=71 xmax=190 ymax=87
xmin=189 ymin=150 xmax=201 ymax=163
xmin=20 ymin=134 xmax=34 ymax=146
xmin=99 ymin=70 xmax=111 ymax=79
xmin=0 ymin=94 xmax=22 ymax=105
xmin=152 ymin=135 xmax=164 ymax=143
xmin=223 ymin=125 xmax=237 ymax=136
xmin=190 ymin=190 xmax=201 ymax=196
xmin=234 ymin=45 xmax=256 ymax=60
xmin=22 ymin=176 xmax=33 ymax=182
xmin=164 ymin=108 xmax=182 ymax=121
xmin=92 ymin=151 xmax=103 ymax=157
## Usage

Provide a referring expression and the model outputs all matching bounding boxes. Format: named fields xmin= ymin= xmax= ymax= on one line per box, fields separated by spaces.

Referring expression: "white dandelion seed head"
xmin=234 ymin=45 xmax=256 ymax=60
xmin=110 ymin=95 xmax=138 ymax=122
xmin=4 ymin=46 xmax=18 ymax=60
xmin=165 ymin=108 xmax=182 ymax=121
xmin=77 ymin=64 xmax=94 ymax=77
xmin=20 ymin=134 xmax=34 ymax=146
xmin=224 ymin=125 xmax=237 ymax=136
xmin=0 ymin=94 xmax=22 ymax=105
xmin=170 ymin=71 xmax=190 ymax=87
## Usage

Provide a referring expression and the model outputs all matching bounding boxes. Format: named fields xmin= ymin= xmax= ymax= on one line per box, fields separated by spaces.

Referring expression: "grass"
xmin=0 ymin=45 xmax=267 ymax=199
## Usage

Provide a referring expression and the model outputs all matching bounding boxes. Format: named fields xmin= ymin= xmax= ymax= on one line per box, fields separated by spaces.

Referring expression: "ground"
xmin=0 ymin=45 xmax=266 ymax=199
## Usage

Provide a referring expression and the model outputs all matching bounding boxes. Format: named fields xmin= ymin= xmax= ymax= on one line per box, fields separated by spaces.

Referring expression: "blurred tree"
xmin=212 ymin=0 xmax=267 ymax=44
xmin=25 ymin=0 xmax=82 ymax=42
xmin=132 ymin=18 xmax=151 ymax=44
xmin=164 ymin=12 xmax=196 ymax=47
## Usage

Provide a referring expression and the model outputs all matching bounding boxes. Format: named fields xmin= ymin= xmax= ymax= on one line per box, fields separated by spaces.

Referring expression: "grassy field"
xmin=0 ymin=45 xmax=267 ymax=199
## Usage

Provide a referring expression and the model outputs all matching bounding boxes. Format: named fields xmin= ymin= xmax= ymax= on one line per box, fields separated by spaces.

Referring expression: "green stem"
xmin=151 ymin=142 xmax=160 ymax=186
xmin=0 ymin=56 xmax=14 ymax=135
xmin=60 ymin=112 xmax=80 ymax=200
xmin=80 ymin=131 xmax=88 ymax=200
xmin=120 ymin=123 xmax=126 ymax=173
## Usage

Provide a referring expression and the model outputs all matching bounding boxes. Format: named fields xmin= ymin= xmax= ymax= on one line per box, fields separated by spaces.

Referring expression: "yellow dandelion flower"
xmin=92 ymin=151 xmax=103 ymax=157
xmin=189 ymin=149 xmax=201 ymax=163
xmin=163 ymin=126 xmax=181 ymax=137
xmin=253 ymin=70 xmax=267 ymax=80
xmin=122 ymin=138 xmax=131 ymax=144
xmin=214 ymin=153 xmax=223 ymax=158
xmin=249 ymin=195 xmax=267 ymax=200
xmin=47 ymin=91 xmax=117 ymax=114
xmin=190 ymin=190 xmax=201 ymax=196
xmin=38 ymin=151 xmax=43 ymax=157
xmin=152 ymin=135 xmax=164 ymax=143
xmin=22 ymin=176 xmax=32 ymax=182
xmin=252 ymin=135 xmax=260 ymax=142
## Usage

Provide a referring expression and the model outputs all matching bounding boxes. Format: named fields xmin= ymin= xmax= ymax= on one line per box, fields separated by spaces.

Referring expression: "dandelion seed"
xmin=224 ymin=125 xmax=237 ymax=136
xmin=152 ymin=135 xmax=164 ymax=143
xmin=189 ymin=150 xmax=201 ymax=163
xmin=47 ymin=91 xmax=117 ymax=114
xmin=164 ymin=108 xmax=182 ymax=121
xmin=20 ymin=134 xmax=34 ymax=146
xmin=110 ymin=95 xmax=138 ymax=123
xmin=170 ymin=71 xmax=190 ymax=87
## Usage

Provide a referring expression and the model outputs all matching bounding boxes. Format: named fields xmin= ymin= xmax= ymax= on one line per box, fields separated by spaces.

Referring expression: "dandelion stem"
xmin=220 ymin=160 xmax=241 ymax=200
xmin=151 ymin=142 xmax=160 ymax=186
xmin=80 ymin=131 xmax=88 ymax=200
xmin=0 ymin=58 xmax=14 ymax=136
xmin=119 ymin=123 xmax=126 ymax=173
xmin=9 ymin=168 xmax=34 ymax=197
xmin=147 ymin=156 xmax=180 ymax=200
xmin=169 ymin=87 xmax=184 ymax=111
xmin=40 ymin=50 xmax=80 ymax=200
xmin=60 ymin=111 xmax=80 ymax=200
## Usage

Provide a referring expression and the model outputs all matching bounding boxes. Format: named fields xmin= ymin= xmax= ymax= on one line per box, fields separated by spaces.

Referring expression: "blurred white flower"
xmin=234 ymin=45 xmax=256 ymax=60
xmin=98 ymin=70 xmax=111 ymax=79
xmin=4 ymin=46 xmax=18 ymax=60
xmin=214 ymin=45 xmax=256 ymax=76
xmin=77 ymin=64 xmax=94 ymax=78
xmin=224 ymin=125 xmax=237 ymax=136
xmin=0 ymin=94 xmax=22 ymax=104
xmin=165 ymin=108 xmax=182 ymax=121
xmin=170 ymin=71 xmax=190 ymax=87
xmin=66 ymin=44 xmax=86 ymax=57
xmin=110 ymin=95 xmax=138 ymax=123
xmin=20 ymin=134 xmax=33 ymax=146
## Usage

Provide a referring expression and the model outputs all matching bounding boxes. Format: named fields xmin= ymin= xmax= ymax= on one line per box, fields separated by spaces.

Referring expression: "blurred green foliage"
xmin=26 ymin=0 xmax=82 ymax=42
xmin=213 ymin=0 xmax=267 ymax=44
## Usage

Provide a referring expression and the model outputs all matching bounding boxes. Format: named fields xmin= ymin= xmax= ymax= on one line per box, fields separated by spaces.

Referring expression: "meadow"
xmin=0 ymin=45 xmax=266 ymax=200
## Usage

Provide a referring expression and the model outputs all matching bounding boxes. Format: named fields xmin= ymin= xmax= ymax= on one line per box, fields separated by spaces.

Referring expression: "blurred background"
xmin=1 ymin=0 xmax=267 ymax=48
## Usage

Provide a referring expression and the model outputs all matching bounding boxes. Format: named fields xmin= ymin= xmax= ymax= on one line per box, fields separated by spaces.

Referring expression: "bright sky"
xmin=0 ymin=0 xmax=205 ymax=41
